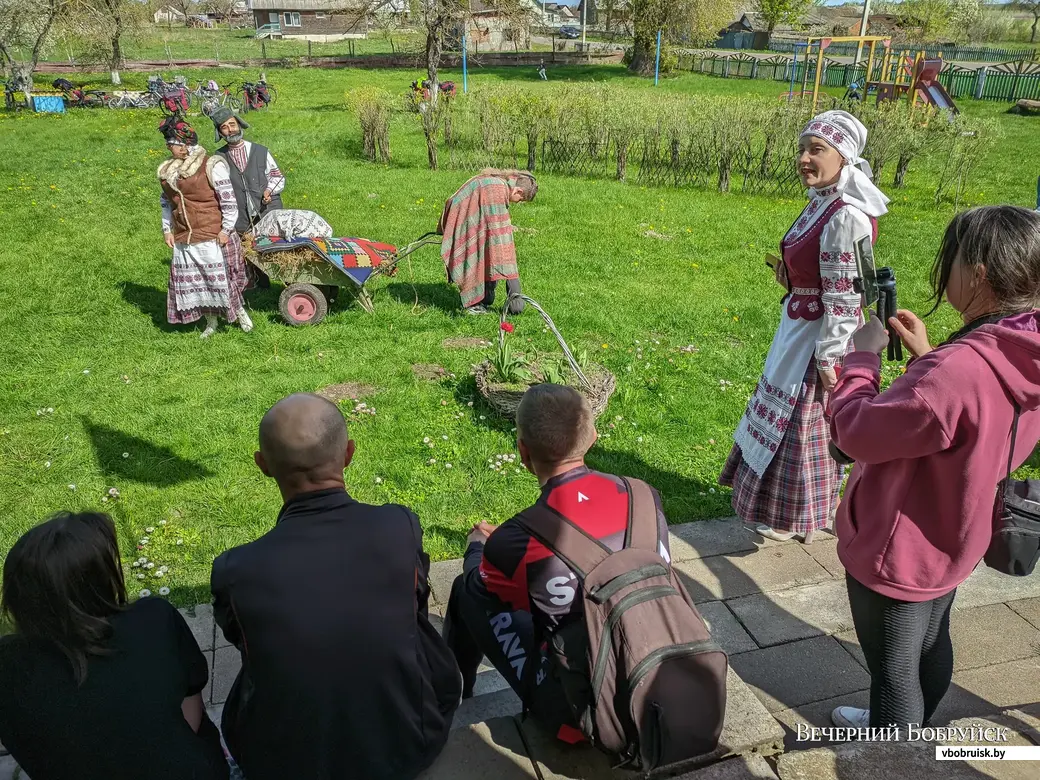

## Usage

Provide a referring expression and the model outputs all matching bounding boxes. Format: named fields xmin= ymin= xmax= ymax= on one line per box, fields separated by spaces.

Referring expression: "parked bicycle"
xmin=52 ymin=78 xmax=109 ymax=108
xmin=201 ymin=81 xmax=242 ymax=117
xmin=108 ymin=91 xmax=159 ymax=110
xmin=240 ymin=79 xmax=275 ymax=112
xmin=148 ymin=74 xmax=193 ymax=116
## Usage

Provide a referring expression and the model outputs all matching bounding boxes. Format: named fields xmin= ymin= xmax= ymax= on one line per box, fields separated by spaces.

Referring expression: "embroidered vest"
xmin=217 ymin=143 xmax=283 ymax=233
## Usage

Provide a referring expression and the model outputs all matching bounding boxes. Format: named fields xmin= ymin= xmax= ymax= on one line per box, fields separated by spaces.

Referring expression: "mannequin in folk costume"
xmin=211 ymin=107 xmax=286 ymax=288
xmin=157 ymin=117 xmax=253 ymax=338
xmin=720 ymin=111 xmax=890 ymax=544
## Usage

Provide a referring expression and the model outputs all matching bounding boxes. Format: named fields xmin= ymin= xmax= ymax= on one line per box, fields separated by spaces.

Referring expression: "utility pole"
xmin=855 ymin=0 xmax=872 ymax=64
xmin=581 ymin=0 xmax=587 ymax=55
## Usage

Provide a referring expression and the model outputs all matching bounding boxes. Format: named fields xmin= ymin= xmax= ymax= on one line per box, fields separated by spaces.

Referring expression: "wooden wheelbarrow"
xmin=244 ymin=232 xmax=440 ymax=325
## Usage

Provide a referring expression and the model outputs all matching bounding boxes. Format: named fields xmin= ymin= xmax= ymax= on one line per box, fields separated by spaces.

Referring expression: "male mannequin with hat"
xmin=211 ymin=107 xmax=285 ymax=286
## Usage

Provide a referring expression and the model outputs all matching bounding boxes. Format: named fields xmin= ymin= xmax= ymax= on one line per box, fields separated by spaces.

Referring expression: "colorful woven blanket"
xmin=254 ymin=235 xmax=397 ymax=287
xmin=439 ymin=176 xmax=518 ymax=309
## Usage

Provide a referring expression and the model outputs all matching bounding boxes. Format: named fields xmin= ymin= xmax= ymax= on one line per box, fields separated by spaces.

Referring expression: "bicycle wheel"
xmin=107 ymin=95 xmax=122 ymax=110
xmin=228 ymin=94 xmax=243 ymax=112
xmin=265 ymin=85 xmax=278 ymax=105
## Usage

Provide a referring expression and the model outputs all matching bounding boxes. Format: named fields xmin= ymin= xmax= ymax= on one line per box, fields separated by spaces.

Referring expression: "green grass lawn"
xmin=2 ymin=64 xmax=1037 ymax=605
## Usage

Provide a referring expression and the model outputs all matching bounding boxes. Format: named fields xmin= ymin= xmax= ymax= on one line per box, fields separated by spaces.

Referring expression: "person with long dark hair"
xmin=0 ymin=512 xmax=229 ymax=780
xmin=828 ymin=206 xmax=1040 ymax=730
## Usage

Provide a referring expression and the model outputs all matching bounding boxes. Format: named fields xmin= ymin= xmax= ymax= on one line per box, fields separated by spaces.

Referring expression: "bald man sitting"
xmin=211 ymin=393 xmax=460 ymax=780
xmin=442 ymin=385 xmax=673 ymax=742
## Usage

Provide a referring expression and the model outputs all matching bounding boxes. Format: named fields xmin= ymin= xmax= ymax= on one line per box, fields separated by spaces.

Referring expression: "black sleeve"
xmin=404 ymin=506 xmax=432 ymax=615
xmin=211 ymin=552 xmax=242 ymax=649
xmin=168 ymin=601 xmax=209 ymax=697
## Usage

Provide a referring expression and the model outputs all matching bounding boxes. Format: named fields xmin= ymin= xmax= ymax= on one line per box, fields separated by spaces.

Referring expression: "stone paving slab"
xmin=667 ymin=519 xmax=783 ymax=562
xmin=210 ymin=645 xmax=242 ymax=706
xmin=178 ymin=604 xmax=215 ymax=653
xmin=948 ymin=603 xmax=1040 ymax=672
xmin=729 ymin=636 xmax=871 ymax=714
xmin=418 ymin=717 xmax=539 ymax=780
xmin=954 ymin=565 xmax=1040 ymax=612
xmin=771 ymin=689 xmax=871 ymax=752
xmin=429 ymin=559 xmax=464 ymax=606
xmin=674 ymin=546 xmax=833 ymax=605
xmin=697 ymin=601 xmax=759 ymax=656
xmin=452 ymin=688 xmax=522 ymax=731
xmin=950 ymin=656 xmax=1040 ymax=712
xmin=726 ymin=580 xmax=855 ymax=649
xmin=518 ymin=667 xmax=784 ymax=779
xmin=674 ymin=754 xmax=779 ymax=780
xmin=801 ymin=539 xmax=844 ymax=579
xmin=775 ymin=714 xmax=1040 ymax=780
xmin=1008 ymin=597 xmax=1040 ymax=631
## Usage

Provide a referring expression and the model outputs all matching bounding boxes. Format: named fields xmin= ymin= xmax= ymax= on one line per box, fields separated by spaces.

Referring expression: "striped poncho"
xmin=438 ymin=175 xmax=519 ymax=308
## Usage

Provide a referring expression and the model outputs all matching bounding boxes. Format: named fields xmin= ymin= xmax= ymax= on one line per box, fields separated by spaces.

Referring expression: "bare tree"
xmin=1019 ymin=0 xmax=1040 ymax=43
xmin=67 ymin=0 xmax=147 ymax=84
xmin=0 ymin=0 xmax=69 ymax=94
xmin=169 ymin=0 xmax=198 ymax=27
xmin=373 ymin=6 xmax=402 ymax=52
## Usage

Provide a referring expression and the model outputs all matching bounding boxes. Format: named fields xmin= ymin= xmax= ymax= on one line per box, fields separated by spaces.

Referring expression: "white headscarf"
xmin=801 ymin=110 xmax=889 ymax=218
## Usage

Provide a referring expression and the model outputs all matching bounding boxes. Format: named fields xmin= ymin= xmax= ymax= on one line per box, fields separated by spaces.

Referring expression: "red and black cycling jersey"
xmin=467 ymin=466 xmax=672 ymax=629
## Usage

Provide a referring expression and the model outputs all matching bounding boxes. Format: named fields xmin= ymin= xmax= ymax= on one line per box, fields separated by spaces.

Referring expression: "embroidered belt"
xmin=791 ymin=286 xmax=821 ymax=296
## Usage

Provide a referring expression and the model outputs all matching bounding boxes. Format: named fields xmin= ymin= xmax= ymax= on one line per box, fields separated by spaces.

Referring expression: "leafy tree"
xmin=629 ymin=0 xmax=737 ymax=76
xmin=753 ymin=0 xmax=811 ymax=36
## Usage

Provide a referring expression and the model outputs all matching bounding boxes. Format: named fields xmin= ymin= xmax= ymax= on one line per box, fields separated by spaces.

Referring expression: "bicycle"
xmin=240 ymin=81 xmax=273 ymax=112
xmin=108 ymin=91 xmax=158 ymax=110
xmin=201 ymin=82 xmax=243 ymax=117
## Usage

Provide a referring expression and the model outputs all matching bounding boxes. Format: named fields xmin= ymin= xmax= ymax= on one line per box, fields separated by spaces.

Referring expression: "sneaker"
xmin=237 ymin=308 xmax=254 ymax=333
xmin=831 ymin=706 xmax=871 ymax=729
xmin=465 ymin=305 xmax=489 ymax=316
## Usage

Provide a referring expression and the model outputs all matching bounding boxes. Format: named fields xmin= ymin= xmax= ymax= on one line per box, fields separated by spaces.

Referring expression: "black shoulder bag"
xmin=984 ymin=404 xmax=1040 ymax=577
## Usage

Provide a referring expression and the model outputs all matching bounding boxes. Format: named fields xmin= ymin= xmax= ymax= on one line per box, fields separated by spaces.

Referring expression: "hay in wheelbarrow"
xmin=474 ymin=295 xmax=617 ymax=420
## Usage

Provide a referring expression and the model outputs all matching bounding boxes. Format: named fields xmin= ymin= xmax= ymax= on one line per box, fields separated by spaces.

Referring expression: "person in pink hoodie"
xmin=827 ymin=205 xmax=1040 ymax=731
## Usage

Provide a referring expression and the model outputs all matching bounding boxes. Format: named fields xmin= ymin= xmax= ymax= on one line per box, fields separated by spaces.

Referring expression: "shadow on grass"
xmin=120 ymin=282 xmax=180 ymax=333
xmin=385 ymin=281 xmax=462 ymax=315
xmin=83 ymin=418 xmax=214 ymax=487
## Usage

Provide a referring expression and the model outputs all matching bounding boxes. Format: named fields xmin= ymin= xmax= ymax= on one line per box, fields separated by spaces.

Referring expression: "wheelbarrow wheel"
xmin=279 ymin=283 xmax=327 ymax=326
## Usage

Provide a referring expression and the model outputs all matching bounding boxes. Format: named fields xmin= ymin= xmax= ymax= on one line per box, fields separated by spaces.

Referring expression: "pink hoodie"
xmin=831 ymin=312 xmax=1040 ymax=602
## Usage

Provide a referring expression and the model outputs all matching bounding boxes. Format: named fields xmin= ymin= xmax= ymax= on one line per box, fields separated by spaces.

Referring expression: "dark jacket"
xmin=211 ymin=488 xmax=461 ymax=780
xmin=215 ymin=142 xmax=283 ymax=232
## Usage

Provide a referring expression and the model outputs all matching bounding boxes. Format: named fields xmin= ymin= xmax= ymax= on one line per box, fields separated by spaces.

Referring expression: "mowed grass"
xmin=2 ymin=64 xmax=1037 ymax=605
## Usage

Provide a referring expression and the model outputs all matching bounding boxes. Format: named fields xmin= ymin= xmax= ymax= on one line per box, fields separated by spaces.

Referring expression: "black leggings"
xmin=481 ymin=278 xmax=524 ymax=312
xmin=846 ymin=573 xmax=956 ymax=728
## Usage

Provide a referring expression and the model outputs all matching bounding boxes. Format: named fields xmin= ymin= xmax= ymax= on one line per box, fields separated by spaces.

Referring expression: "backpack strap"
xmin=622 ymin=477 xmax=660 ymax=553
xmin=1005 ymin=402 xmax=1022 ymax=482
xmin=515 ymin=504 xmax=611 ymax=580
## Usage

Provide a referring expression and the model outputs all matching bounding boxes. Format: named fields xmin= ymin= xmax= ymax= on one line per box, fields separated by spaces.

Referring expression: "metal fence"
xmin=765 ymin=38 xmax=1036 ymax=64
xmin=680 ymin=50 xmax=1040 ymax=103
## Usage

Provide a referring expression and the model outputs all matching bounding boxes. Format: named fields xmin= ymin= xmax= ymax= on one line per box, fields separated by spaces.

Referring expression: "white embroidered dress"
xmin=733 ymin=168 xmax=875 ymax=477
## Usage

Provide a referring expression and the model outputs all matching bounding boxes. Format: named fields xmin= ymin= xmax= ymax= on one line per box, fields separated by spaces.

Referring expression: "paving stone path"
xmin=3 ymin=517 xmax=1039 ymax=779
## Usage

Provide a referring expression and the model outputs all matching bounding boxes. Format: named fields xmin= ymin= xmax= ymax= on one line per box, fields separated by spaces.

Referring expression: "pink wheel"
xmin=278 ymin=283 xmax=327 ymax=326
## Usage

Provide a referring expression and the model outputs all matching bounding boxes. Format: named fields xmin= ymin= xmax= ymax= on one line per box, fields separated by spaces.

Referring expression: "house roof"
xmin=249 ymin=0 xmax=372 ymax=10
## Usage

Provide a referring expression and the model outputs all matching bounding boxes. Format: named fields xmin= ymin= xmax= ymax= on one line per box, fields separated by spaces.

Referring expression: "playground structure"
xmin=793 ymin=35 xmax=959 ymax=115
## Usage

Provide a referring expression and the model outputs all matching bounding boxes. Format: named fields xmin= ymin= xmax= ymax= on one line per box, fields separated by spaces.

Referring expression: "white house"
xmin=154 ymin=5 xmax=188 ymax=25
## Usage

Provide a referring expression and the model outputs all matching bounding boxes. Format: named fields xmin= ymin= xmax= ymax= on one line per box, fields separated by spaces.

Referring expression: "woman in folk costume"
xmin=719 ymin=110 xmax=889 ymax=544
xmin=439 ymin=169 xmax=537 ymax=315
xmin=158 ymin=117 xmax=253 ymax=338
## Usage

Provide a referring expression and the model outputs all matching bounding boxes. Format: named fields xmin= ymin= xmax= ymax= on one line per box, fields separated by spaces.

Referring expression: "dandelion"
xmin=146 ymin=562 xmax=155 ymax=569
xmin=102 ymin=497 xmax=109 ymax=503
xmin=122 ymin=452 xmax=129 ymax=459
xmin=47 ymin=407 xmax=54 ymax=413
xmin=442 ymin=435 xmax=449 ymax=440
xmin=139 ymin=589 xmax=151 ymax=598
xmin=428 ymin=458 xmax=436 ymax=465
xmin=45 ymin=461 xmax=51 ymax=468
xmin=709 ymin=488 xmax=716 ymax=494
xmin=132 ymin=561 xmax=141 ymax=568
xmin=108 ymin=487 xmax=120 ymax=497
xmin=637 ymin=436 xmax=644 ymax=443
xmin=159 ymin=520 xmax=167 ymax=526
xmin=709 ymin=439 xmax=716 ymax=445
xmin=479 ymin=415 xmax=486 ymax=420
xmin=374 ymin=477 xmax=383 ymax=484
xmin=467 ymin=401 xmax=474 ymax=407
xmin=176 ymin=539 xmax=183 ymax=546
xmin=137 ymin=574 xmax=146 ymax=580
xmin=159 ymin=587 xmax=170 ymax=596
xmin=154 ymin=570 xmax=164 ymax=578
xmin=83 ymin=370 xmax=90 ymax=375
xmin=423 ymin=437 xmax=431 ymax=444
xmin=145 ymin=527 xmax=154 ymax=533
xmin=137 ymin=557 xmax=146 ymax=564
xmin=445 ymin=463 xmax=453 ymax=469
xmin=441 ymin=400 xmax=448 ymax=406
xmin=602 ymin=344 xmax=609 ymax=349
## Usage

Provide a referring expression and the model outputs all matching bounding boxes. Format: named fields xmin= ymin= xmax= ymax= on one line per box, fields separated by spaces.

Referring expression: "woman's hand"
xmin=818 ymin=367 xmax=838 ymax=391
xmin=164 ymin=233 xmax=175 ymax=249
xmin=853 ymin=314 xmax=889 ymax=355
xmin=217 ymin=231 xmax=229 ymax=246
xmin=889 ymin=309 xmax=932 ymax=359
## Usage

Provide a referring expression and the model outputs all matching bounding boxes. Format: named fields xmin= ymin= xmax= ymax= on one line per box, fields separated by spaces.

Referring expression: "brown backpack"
xmin=516 ymin=478 xmax=728 ymax=770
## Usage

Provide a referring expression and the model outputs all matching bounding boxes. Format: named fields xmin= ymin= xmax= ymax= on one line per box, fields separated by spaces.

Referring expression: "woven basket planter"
xmin=474 ymin=295 xmax=617 ymax=420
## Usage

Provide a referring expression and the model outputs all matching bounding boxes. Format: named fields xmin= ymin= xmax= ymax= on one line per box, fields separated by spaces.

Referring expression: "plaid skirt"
xmin=719 ymin=359 xmax=842 ymax=534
